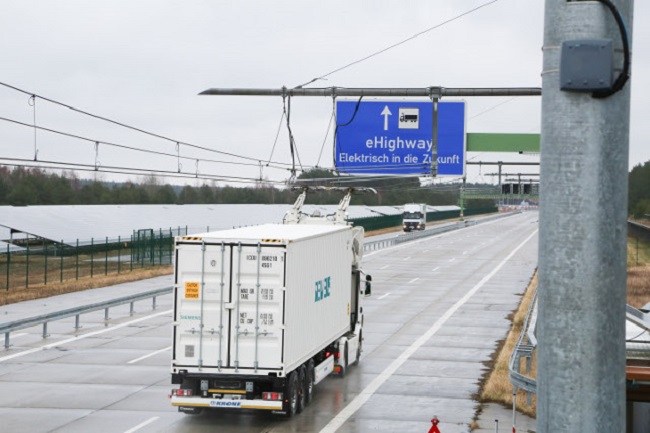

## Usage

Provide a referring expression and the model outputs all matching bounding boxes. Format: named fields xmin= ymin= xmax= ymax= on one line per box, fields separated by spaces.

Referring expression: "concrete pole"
xmin=538 ymin=0 xmax=632 ymax=431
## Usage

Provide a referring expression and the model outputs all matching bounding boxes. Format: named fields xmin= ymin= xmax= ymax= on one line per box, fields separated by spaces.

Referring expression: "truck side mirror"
xmin=364 ymin=274 xmax=372 ymax=297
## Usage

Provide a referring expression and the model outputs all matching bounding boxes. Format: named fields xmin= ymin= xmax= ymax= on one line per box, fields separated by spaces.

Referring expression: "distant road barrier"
xmin=0 ymin=286 xmax=172 ymax=348
xmin=363 ymin=211 xmax=520 ymax=252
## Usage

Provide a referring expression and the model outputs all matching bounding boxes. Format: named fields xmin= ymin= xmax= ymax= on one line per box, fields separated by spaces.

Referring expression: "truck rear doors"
xmin=173 ymin=241 xmax=285 ymax=372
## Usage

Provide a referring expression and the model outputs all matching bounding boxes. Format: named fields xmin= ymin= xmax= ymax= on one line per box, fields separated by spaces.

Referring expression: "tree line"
xmin=629 ymin=160 xmax=650 ymax=218
xmin=0 ymin=166 xmax=501 ymax=208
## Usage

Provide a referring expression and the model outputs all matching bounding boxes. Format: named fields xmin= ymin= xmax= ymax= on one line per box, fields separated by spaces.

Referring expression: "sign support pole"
xmin=538 ymin=0 xmax=632 ymax=431
xmin=429 ymin=88 xmax=442 ymax=177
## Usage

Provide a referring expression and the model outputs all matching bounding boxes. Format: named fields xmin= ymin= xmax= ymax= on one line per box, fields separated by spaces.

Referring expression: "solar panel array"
xmin=0 ymin=203 xmax=457 ymax=247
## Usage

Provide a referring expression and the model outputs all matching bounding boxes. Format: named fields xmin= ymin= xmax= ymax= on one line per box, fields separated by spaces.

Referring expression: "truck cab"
xmin=402 ymin=203 xmax=427 ymax=232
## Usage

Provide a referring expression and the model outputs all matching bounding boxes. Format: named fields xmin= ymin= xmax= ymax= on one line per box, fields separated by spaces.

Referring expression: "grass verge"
xmin=475 ymin=271 xmax=538 ymax=423
xmin=0 ymin=266 xmax=172 ymax=306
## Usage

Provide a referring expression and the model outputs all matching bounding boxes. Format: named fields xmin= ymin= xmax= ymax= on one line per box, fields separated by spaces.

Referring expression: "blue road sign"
xmin=335 ymin=100 xmax=466 ymax=176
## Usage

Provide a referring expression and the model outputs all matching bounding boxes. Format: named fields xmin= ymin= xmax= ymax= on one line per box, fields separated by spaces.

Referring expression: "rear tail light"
xmin=172 ymin=389 xmax=193 ymax=397
xmin=263 ymin=392 xmax=283 ymax=401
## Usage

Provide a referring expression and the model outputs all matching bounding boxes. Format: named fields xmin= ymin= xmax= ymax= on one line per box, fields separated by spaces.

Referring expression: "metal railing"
xmin=1 ymin=286 xmax=172 ymax=348
xmin=509 ymin=286 xmax=539 ymax=401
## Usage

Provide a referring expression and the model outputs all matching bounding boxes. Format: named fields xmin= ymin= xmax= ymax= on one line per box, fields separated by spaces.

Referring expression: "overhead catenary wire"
xmin=469 ymin=97 xmax=517 ymax=120
xmin=294 ymin=0 xmax=500 ymax=88
xmin=315 ymin=100 xmax=336 ymax=167
xmin=0 ymin=80 xmax=294 ymax=166
xmin=266 ymin=110 xmax=286 ymax=166
xmin=0 ymin=157 xmax=287 ymax=186
xmin=0 ymin=115 xmax=299 ymax=172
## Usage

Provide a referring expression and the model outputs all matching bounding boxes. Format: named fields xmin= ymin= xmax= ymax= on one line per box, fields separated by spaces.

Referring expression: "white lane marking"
xmin=9 ymin=333 xmax=27 ymax=339
xmin=408 ymin=278 xmax=419 ymax=284
xmin=423 ymin=250 xmax=429 ymax=253
xmin=403 ymin=257 xmax=410 ymax=261
xmin=462 ymin=250 xmax=468 ymax=255
xmin=127 ymin=346 xmax=172 ymax=364
xmin=380 ymin=265 xmax=390 ymax=270
xmin=319 ymin=228 xmax=538 ymax=433
xmin=0 ymin=309 xmax=172 ymax=363
xmin=448 ymin=258 xmax=456 ymax=262
xmin=377 ymin=293 xmax=391 ymax=300
xmin=123 ymin=416 xmax=160 ymax=433
xmin=431 ymin=267 xmax=440 ymax=272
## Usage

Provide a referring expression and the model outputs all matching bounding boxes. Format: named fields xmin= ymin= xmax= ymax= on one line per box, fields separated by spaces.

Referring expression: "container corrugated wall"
xmin=283 ymin=229 xmax=353 ymax=373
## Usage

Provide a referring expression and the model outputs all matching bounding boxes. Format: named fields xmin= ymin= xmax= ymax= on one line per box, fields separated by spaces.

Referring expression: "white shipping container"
xmin=172 ymin=223 xmax=356 ymax=377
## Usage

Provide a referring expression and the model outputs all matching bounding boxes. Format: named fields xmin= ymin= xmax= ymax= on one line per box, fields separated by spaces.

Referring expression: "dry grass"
xmin=627 ymin=235 xmax=650 ymax=267
xmin=628 ymin=265 xmax=650 ymax=309
xmin=478 ymin=271 xmax=538 ymax=419
xmin=0 ymin=266 xmax=172 ymax=306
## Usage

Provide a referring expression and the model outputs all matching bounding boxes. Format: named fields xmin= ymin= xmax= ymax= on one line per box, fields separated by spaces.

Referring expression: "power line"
xmin=0 ymin=80 xmax=295 ymax=167
xmin=0 ymin=158 xmax=286 ymax=186
xmin=469 ymin=97 xmax=517 ymax=119
xmin=0 ymin=115 xmax=296 ymax=172
xmin=295 ymin=0 xmax=500 ymax=88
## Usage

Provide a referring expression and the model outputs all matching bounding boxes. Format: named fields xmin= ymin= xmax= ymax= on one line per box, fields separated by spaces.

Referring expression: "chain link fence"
xmin=0 ymin=225 xmax=216 ymax=290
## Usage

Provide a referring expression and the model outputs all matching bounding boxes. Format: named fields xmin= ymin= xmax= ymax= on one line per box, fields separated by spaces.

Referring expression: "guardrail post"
xmin=90 ymin=237 xmax=94 ymax=278
xmin=42 ymin=322 xmax=49 ymax=338
xmin=512 ymin=388 xmax=517 ymax=433
xmin=60 ymin=240 xmax=64 ymax=283
xmin=130 ymin=301 xmax=134 ymax=316
xmin=105 ymin=237 xmax=108 ymax=275
xmin=4 ymin=332 xmax=10 ymax=348
xmin=525 ymin=356 xmax=532 ymax=405
xmin=7 ymin=244 xmax=11 ymax=290
xmin=118 ymin=236 xmax=121 ymax=274
xmin=153 ymin=296 xmax=157 ymax=310
xmin=44 ymin=241 xmax=48 ymax=286
xmin=104 ymin=307 xmax=110 ymax=321
xmin=74 ymin=314 xmax=81 ymax=330
xmin=25 ymin=241 xmax=30 ymax=288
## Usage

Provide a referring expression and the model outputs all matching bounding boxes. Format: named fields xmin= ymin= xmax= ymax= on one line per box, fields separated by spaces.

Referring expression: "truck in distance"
xmin=402 ymin=203 xmax=427 ymax=232
xmin=169 ymin=188 xmax=372 ymax=417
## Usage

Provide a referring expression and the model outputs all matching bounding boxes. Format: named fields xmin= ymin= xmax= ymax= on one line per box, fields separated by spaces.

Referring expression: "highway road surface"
xmin=0 ymin=211 xmax=539 ymax=433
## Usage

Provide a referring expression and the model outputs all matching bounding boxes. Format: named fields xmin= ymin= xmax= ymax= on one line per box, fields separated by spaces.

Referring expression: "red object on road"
xmin=428 ymin=416 xmax=441 ymax=433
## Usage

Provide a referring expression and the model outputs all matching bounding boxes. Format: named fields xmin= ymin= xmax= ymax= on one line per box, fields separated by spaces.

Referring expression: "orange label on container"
xmin=185 ymin=282 xmax=200 ymax=299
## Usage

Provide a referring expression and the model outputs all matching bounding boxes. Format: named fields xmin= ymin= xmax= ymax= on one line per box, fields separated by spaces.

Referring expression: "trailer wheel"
xmin=297 ymin=365 xmax=307 ymax=413
xmin=283 ymin=371 xmax=299 ymax=417
xmin=305 ymin=360 xmax=315 ymax=404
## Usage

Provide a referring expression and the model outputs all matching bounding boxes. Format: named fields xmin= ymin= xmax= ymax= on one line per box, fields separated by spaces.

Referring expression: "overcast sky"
xmin=0 ymin=0 xmax=647 ymax=188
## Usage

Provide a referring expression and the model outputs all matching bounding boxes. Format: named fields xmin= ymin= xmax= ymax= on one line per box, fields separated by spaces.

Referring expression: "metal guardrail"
xmin=363 ymin=211 xmax=520 ymax=252
xmin=509 ymin=285 xmax=539 ymax=397
xmin=1 ymin=286 xmax=172 ymax=348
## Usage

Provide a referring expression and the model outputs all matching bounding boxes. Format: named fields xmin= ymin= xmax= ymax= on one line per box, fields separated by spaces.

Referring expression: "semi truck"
xmin=402 ymin=203 xmax=427 ymax=231
xmin=169 ymin=189 xmax=371 ymax=417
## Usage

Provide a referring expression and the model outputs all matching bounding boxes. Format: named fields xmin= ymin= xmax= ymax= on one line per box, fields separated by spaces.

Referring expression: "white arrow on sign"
xmin=381 ymin=105 xmax=392 ymax=131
